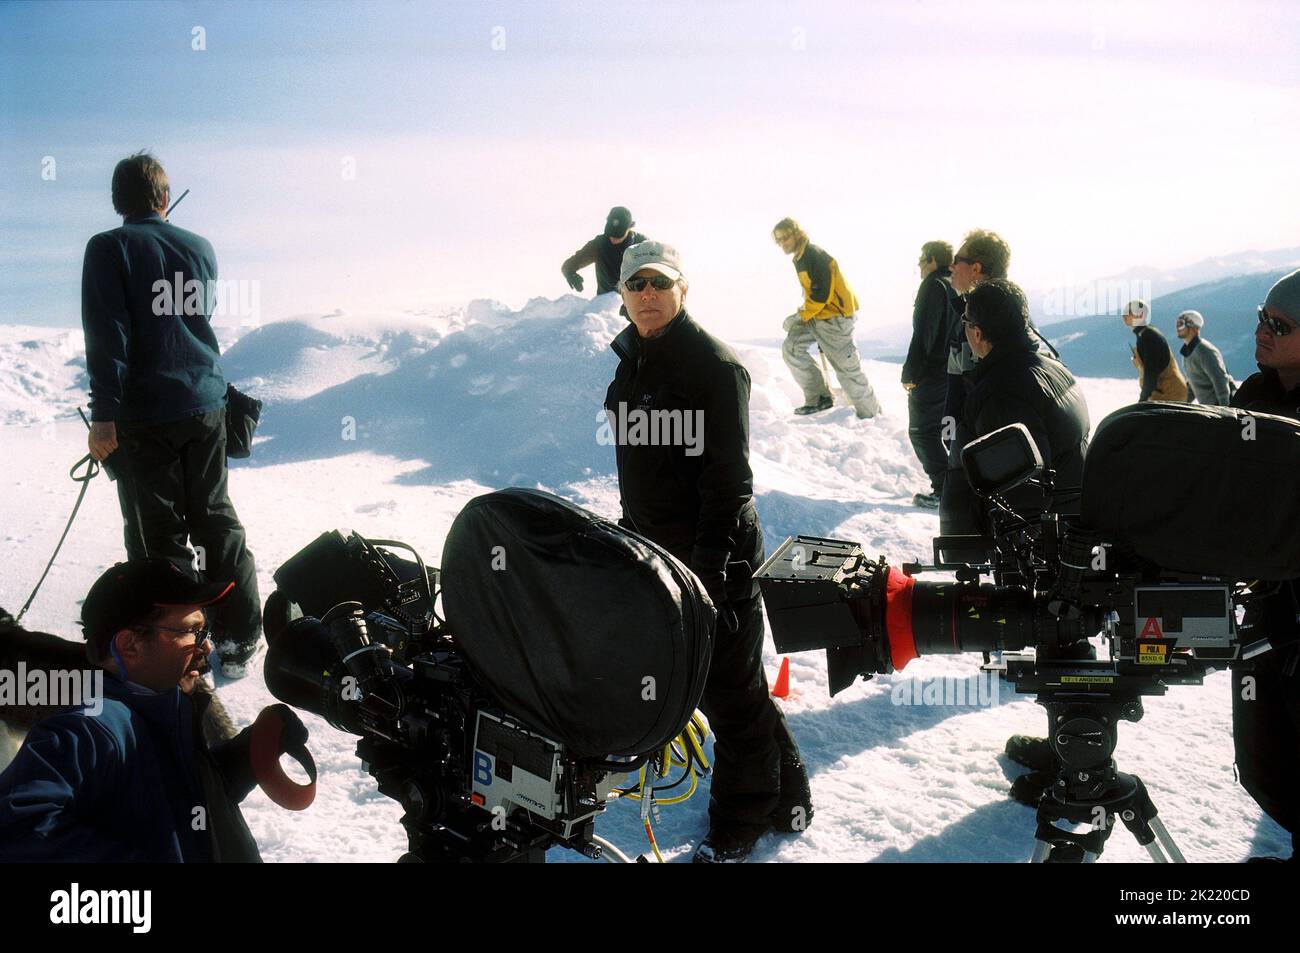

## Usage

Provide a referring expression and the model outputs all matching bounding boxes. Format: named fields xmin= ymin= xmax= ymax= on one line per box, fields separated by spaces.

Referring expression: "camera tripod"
xmin=1025 ymin=697 xmax=1186 ymax=863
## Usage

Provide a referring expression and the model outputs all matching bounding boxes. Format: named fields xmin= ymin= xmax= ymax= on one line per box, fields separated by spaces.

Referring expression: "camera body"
xmin=263 ymin=529 xmax=626 ymax=863
xmin=755 ymin=413 xmax=1280 ymax=699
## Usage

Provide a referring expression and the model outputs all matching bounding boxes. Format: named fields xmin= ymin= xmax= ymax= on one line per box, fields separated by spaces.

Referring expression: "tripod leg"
xmin=1149 ymin=817 xmax=1187 ymax=863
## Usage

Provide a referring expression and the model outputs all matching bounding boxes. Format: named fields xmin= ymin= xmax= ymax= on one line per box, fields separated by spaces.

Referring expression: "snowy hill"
xmin=0 ymin=297 xmax=1286 ymax=863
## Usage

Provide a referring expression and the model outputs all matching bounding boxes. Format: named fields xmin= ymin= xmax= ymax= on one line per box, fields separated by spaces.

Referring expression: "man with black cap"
xmin=1175 ymin=310 xmax=1234 ymax=406
xmin=1229 ymin=268 xmax=1300 ymax=861
xmin=0 ymin=560 xmax=307 ymax=862
xmin=1123 ymin=299 xmax=1188 ymax=402
xmin=561 ymin=206 xmax=647 ymax=296
xmin=82 ymin=152 xmax=262 ymax=678
xmin=605 ymin=240 xmax=812 ymax=863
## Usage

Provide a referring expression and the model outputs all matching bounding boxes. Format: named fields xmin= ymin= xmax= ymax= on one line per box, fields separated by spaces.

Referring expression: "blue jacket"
xmin=81 ymin=213 xmax=227 ymax=425
xmin=0 ymin=673 xmax=260 ymax=863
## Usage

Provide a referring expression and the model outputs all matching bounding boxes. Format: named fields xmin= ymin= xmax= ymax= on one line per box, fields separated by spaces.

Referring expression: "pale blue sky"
xmin=3 ymin=0 xmax=1298 ymax=341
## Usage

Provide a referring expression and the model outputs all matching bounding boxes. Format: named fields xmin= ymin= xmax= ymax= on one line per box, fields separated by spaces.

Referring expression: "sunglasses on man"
xmin=624 ymin=275 xmax=676 ymax=293
xmin=1258 ymin=307 xmax=1296 ymax=337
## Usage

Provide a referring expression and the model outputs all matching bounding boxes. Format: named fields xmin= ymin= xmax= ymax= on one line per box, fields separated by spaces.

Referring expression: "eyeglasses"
xmin=773 ymin=233 xmax=792 ymax=244
xmin=624 ymin=275 xmax=676 ymax=293
xmin=953 ymin=255 xmax=976 ymax=266
xmin=1258 ymin=307 xmax=1296 ymax=337
xmin=137 ymin=623 xmax=212 ymax=646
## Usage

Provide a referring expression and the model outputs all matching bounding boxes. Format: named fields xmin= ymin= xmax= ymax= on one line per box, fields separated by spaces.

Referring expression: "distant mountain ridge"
xmin=1043 ymin=267 xmax=1294 ymax=382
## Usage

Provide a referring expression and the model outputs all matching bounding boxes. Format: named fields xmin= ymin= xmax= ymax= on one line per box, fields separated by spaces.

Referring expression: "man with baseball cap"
xmin=0 ymin=559 xmax=305 ymax=862
xmin=1229 ymin=268 xmax=1300 ymax=861
xmin=1123 ymin=299 xmax=1188 ymax=402
xmin=605 ymin=241 xmax=812 ymax=863
xmin=1174 ymin=310 xmax=1234 ymax=406
xmin=561 ymin=206 xmax=647 ymax=296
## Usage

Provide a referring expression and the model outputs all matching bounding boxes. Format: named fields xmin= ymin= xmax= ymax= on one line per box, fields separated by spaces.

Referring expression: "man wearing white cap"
xmin=1123 ymin=299 xmax=1188 ymax=402
xmin=1175 ymin=310 xmax=1234 ymax=406
xmin=604 ymin=241 xmax=812 ymax=862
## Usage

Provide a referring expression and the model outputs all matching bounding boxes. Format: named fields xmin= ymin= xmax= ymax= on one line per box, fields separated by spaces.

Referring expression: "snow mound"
xmin=0 ymin=326 xmax=88 ymax=425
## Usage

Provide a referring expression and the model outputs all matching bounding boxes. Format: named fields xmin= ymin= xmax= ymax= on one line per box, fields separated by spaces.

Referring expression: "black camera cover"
xmin=440 ymin=488 xmax=714 ymax=760
xmin=1081 ymin=403 xmax=1300 ymax=579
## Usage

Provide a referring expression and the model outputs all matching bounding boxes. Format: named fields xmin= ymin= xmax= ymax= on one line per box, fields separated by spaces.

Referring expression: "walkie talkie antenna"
xmin=167 ymin=188 xmax=190 ymax=216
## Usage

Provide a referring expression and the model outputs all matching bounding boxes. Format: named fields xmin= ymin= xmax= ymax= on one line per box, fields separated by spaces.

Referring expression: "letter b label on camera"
xmin=473 ymin=751 xmax=493 ymax=786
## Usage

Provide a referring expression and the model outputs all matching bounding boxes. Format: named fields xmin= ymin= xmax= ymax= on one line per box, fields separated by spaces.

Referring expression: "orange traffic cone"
xmin=771 ymin=657 xmax=790 ymax=699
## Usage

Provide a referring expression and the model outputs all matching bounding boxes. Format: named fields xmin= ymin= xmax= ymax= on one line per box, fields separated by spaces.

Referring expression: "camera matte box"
xmin=440 ymin=488 xmax=714 ymax=760
xmin=1081 ymin=403 xmax=1300 ymax=580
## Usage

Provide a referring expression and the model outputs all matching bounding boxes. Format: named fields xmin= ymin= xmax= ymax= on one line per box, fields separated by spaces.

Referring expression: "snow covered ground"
xmin=0 ymin=297 xmax=1287 ymax=863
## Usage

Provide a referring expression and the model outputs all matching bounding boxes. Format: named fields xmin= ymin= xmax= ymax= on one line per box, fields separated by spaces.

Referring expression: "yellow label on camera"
xmin=1137 ymin=642 xmax=1168 ymax=665
xmin=1061 ymin=675 xmax=1115 ymax=684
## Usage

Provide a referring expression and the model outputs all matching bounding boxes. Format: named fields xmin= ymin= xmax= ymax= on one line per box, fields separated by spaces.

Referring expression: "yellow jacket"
xmin=794 ymin=243 xmax=858 ymax=320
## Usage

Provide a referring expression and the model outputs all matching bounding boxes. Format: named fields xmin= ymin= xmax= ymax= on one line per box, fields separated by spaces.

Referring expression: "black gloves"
xmin=566 ymin=273 xmax=584 ymax=293
xmin=692 ymin=546 xmax=738 ymax=635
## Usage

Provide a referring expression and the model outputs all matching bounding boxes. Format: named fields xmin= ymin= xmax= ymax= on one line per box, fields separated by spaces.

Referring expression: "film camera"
xmin=262 ymin=489 xmax=713 ymax=863
xmin=756 ymin=403 xmax=1300 ymax=861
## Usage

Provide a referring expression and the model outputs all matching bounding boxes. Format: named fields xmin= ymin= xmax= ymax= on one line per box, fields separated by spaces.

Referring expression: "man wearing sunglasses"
xmin=606 ymin=242 xmax=811 ymax=863
xmin=945 ymin=230 xmax=1012 ymax=435
xmin=0 ymin=559 xmax=307 ymax=862
xmin=1175 ymin=310 xmax=1234 ymax=406
xmin=1123 ymin=299 xmax=1188 ymax=402
xmin=1229 ymin=269 xmax=1300 ymax=861
xmin=561 ymin=206 xmax=646 ymax=296
xmin=772 ymin=217 xmax=881 ymax=419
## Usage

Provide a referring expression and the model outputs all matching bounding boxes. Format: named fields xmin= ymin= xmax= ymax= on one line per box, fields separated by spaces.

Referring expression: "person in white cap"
xmin=604 ymin=241 xmax=812 ymax=863
xmin=1122 ymin=299 xmax=1188 ymax=402
xmin=1174 ymin=309 xmax=1234 ymax=406
xmin=1228 ymin=267 xmax=1300 ymax=861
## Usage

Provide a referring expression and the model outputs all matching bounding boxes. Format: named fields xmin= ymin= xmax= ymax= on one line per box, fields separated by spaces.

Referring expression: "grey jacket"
xmin=1180 ymin=335 xmax=1233 ymax=406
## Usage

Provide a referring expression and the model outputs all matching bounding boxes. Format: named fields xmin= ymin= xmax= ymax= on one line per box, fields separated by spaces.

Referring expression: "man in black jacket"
xmin=903 ymin=241 xmax=961 ymax=508
xmin=561 ymin=206 xmax=647 ymax=295
xmin=1230 ymin=269 xmax=1300 ymax=861
xmin=605 ymin=241 xmax=810 ymax=863
xmin=938 ymin=280 xmax=1094 ymax=804
xmin=939 ymin=279 xmax=1090 ymax=544
xmin=82 ymin=153 xmax=261 ymax=678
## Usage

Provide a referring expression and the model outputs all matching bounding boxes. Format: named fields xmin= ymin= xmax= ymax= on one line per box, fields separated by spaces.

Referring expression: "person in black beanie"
xmin=561 ymin=206 xmax=647 ymax=295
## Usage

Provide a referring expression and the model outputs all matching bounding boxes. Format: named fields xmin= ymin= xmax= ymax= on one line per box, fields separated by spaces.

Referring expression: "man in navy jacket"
xmin=82 ymin=153 xmax=260 ymax=677
xmin=0 ymin=561 xmax=306 ymax=862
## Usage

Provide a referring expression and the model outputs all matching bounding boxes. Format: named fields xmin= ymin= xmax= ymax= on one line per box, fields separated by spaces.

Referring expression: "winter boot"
xmin=217 ymin=638 xmax=263 ymax=680
xmin=770 ymin=757 xmax=814 ymax=833
xmin=1005 ymin=735 xmax=1056 ymax=771
xmin=693 ymin=820 xmax=768 ymax=863
xmin=1010 ymin=769 xmax=1056 ymax=806
xmin=793 ymin=394 xmax=834 ymax=416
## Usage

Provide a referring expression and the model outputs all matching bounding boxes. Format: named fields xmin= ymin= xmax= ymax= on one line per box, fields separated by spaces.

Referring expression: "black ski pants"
xmin=700 ymin=584 xmax=802 ymax=833
xmin=1233 ymin=647 xmax=1300 ymax=843
xmin=907 ymin=371 xmax=949 ymax=496
xmin=117 ymin=408 xmax=261 ymax=651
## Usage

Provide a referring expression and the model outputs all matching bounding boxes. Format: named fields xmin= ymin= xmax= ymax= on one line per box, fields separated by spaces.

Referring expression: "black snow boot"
xmin=1005 ymin=735 xmax=1055 ymax=771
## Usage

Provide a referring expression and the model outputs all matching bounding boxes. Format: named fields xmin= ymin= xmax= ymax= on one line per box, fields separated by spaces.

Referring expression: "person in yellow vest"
xmin=773 ymin=218 xmax=881 ymax=418
xmin=1123 ymin=299 xmax=1188 ymax=402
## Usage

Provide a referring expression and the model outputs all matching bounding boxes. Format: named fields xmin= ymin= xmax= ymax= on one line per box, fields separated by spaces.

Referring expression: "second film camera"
xmin=757 ymin=402 xmax=1300 ymax=860
xmin=261 ymin=488 xmax=715 ymax=863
